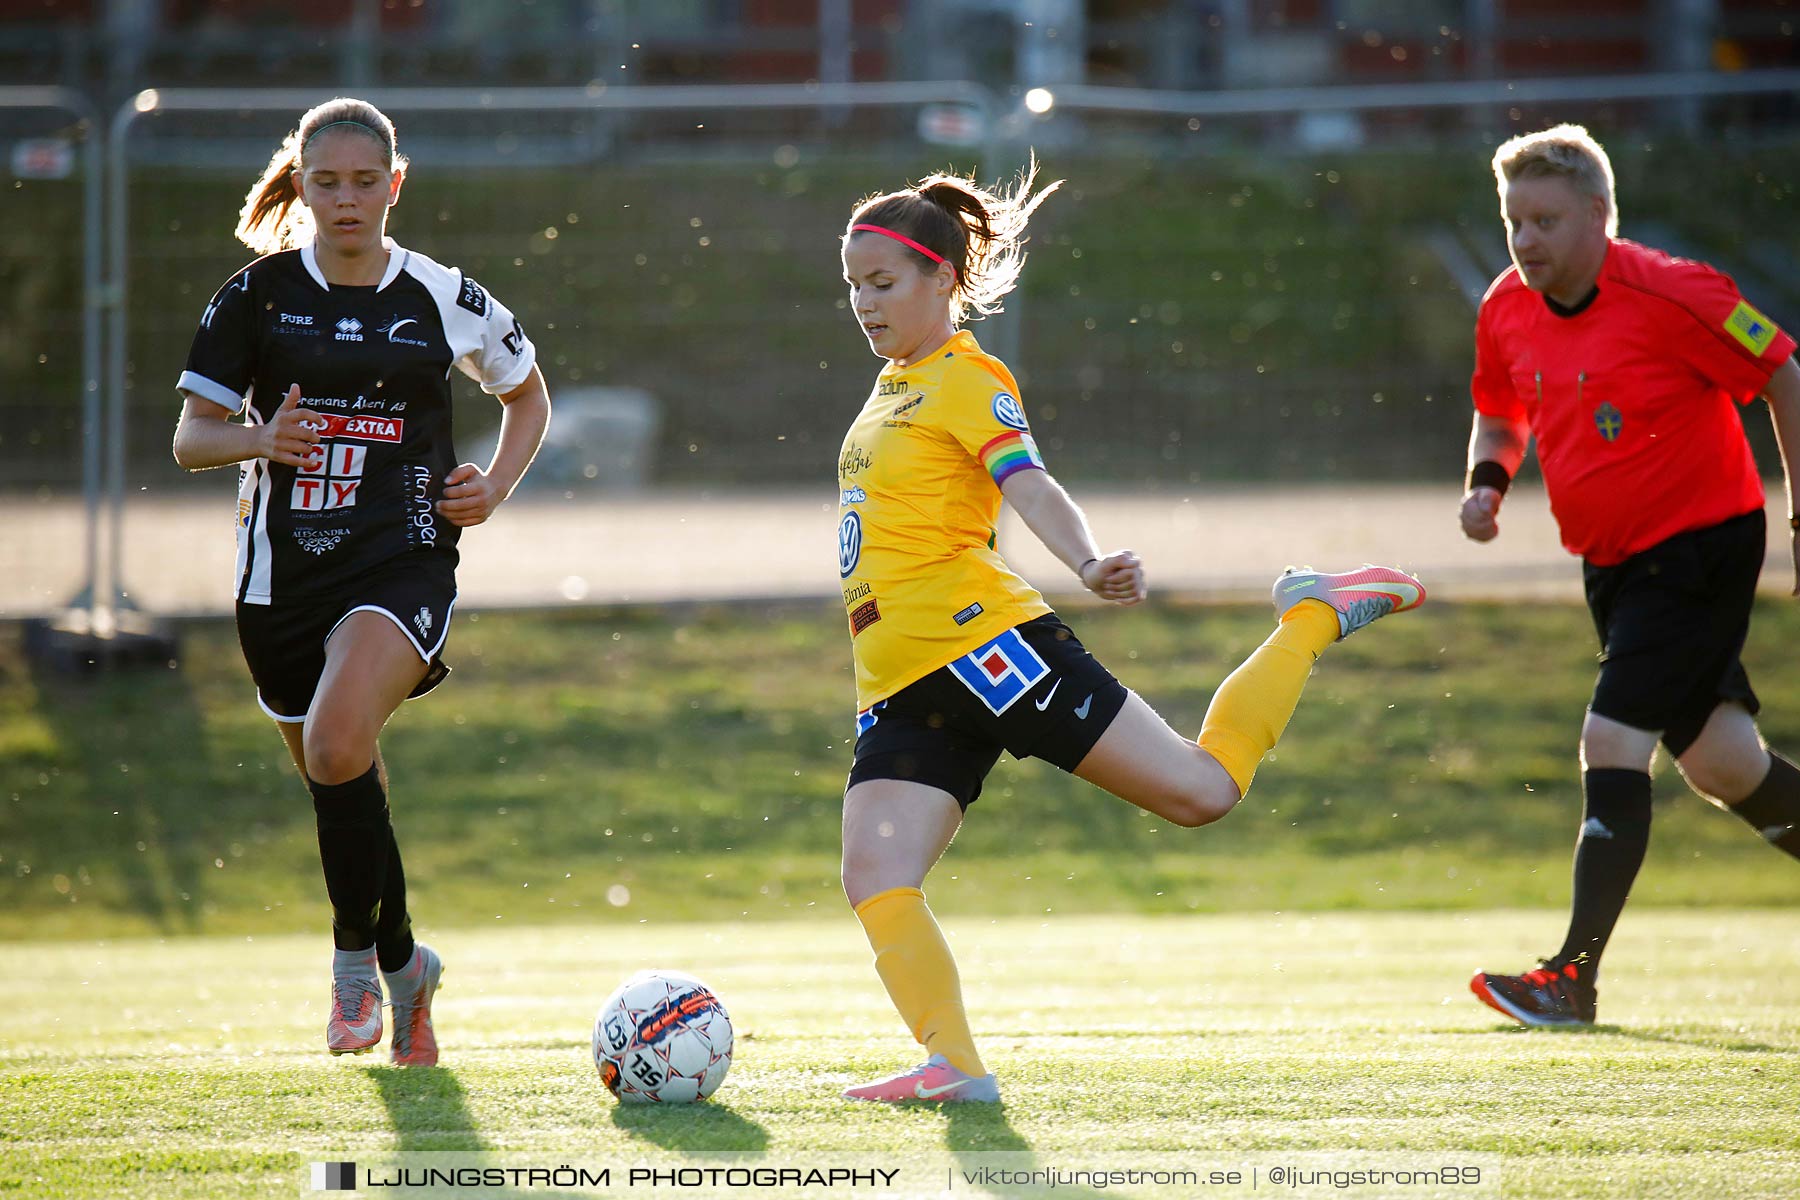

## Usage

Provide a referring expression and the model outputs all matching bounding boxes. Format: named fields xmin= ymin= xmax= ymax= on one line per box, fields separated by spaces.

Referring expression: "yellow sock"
xmin=1197 ymin=599 xmax=1339 ymax=796
xmin=853 ymin=886 xmax=987 ymax=1077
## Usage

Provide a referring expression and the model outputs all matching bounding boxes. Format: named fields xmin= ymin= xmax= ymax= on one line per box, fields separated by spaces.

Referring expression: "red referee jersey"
xmin=1472 ymin=237 xmax=1795 ymax=566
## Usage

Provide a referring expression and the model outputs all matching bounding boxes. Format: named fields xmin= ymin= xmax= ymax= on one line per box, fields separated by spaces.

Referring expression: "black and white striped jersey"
xmin=178 ymin=239 xmax=536 ymax=605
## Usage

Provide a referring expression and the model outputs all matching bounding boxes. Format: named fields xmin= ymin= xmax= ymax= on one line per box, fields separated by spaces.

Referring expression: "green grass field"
xmin=3 ymin=913 xmax=1797 ymax=1199
xmin=5 ymin=600 xmax=1799 ymax=941
xmin=5 ymin=599 xmax=1800 ymax=1197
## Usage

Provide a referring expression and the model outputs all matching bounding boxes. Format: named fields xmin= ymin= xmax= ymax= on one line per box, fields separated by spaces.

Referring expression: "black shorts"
xmin=1584 ymin=508 xmax=1764 ymax=757
xmin=235 ymin=555 xmax=457 ymax=722
xmin=847 ymin=613 xmax=1130 ymax=810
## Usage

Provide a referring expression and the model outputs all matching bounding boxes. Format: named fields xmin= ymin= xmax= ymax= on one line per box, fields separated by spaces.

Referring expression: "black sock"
xmin=374 ymin=827 xmax=416 ymax=973
xmin=1554 ymin=768 xmax=1653 ymax=981
xmin=309 ymin=763 xmax=390 ymax=952
xmin=1728 ymin=753 xmax=1800 ymax=860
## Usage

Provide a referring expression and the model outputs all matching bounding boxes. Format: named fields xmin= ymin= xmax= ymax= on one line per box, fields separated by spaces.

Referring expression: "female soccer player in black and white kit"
xmin=172 ymin=98 xmax=550 ymax=1066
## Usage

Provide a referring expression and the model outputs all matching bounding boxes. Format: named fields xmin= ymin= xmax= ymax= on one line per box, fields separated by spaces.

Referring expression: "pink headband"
xmin=850 ymin=223 xmax=957 ymax=278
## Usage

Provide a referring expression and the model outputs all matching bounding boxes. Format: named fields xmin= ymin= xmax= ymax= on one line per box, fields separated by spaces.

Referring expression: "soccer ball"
xmin=591 ymin=969 xmax=733 ymax=1104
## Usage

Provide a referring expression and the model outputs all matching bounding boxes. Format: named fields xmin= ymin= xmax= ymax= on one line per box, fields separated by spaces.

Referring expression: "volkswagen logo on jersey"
xmin=991 ymin=391 xmax=1029 ymax=431
xmin=838 ymin=510 xmax=863 ymax=578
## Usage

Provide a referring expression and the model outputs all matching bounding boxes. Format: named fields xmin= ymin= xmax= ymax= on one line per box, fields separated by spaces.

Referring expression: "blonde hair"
xmin=845 ymin=156 xmax=1060 ymax=323
xmin=235 ymin=97 xmax=408 ymax=255
xmin=1492 ymin=123 xmax=1618 ymax=237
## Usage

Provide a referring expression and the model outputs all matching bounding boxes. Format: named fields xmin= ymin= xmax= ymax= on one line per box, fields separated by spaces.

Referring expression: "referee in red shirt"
xmin=1459 ymin=125 xmax=1800 ymax=1027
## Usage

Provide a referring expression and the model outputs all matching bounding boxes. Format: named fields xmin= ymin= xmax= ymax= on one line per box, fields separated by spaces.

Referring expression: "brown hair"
xmin=845 ymin=156 xmax=1060 ymax=323
xmin=235 ymin=97 xmax=408 ymax=255
xmin=1492 ymin=123 xmax=1618 ymax=237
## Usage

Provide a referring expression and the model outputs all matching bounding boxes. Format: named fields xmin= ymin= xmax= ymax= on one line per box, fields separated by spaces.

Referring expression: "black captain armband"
xmin=1467 ymin=461 xmax=1512 ymax=496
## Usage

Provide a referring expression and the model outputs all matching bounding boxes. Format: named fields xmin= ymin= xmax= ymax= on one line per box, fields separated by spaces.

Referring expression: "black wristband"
xmin=1467 ymin=460 xmax=1512 ymax=496
xmin=1078 ymin=557 xmax=1098 ymax=579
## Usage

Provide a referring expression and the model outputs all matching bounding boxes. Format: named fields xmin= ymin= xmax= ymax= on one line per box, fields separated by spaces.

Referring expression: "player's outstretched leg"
xmin=1470 ymin=960 xmax=1597 ymax=1027
xmin=1272 ymin=565 xmax=1426 ymax=641
xmin=385 ymin=941 xmax=444 ymax=1066
xmin=1197 ymin=565 xmax=1425 ymax=798
xmin=327 ymin=945 xmax=383 ymax=1055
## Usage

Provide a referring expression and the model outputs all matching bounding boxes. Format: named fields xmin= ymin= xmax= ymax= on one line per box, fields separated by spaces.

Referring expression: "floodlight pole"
xmin=0 ymin=87 xmax=102 ymax=613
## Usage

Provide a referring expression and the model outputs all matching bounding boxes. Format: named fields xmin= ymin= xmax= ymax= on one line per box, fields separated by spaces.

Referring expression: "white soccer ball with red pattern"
xmin=591 ymin=969 xmax=733 ymax=1104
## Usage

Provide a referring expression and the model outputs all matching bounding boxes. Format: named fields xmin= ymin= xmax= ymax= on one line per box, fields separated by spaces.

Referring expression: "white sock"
xmin=381 ymin=944 xmax=424 ymax=990
xmin=333 ymin=945 xmax=378 ymax=979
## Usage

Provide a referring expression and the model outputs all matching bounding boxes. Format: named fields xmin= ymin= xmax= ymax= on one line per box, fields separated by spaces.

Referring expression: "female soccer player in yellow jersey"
xmin=835 ymin=162 xmax=1426 ymax=1103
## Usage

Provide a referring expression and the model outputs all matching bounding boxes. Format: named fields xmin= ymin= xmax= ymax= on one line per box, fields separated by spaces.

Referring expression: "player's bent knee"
xmin=1679 ymin=754 xmax=1762 ymax=805
xmin=303 ymin=727 xmax=376 ymax=787
xmin=839 ymin=848 xmax=887 ymax=907
xmin=840 ymin=869 xmax=892 ymax=911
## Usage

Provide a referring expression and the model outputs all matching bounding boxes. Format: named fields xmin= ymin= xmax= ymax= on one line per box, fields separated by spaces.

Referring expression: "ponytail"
xmin=235 ymin=130 xmax=305 ymax=255
xmin=234 ymin=97 xmax=406 ymax=256
xmin=846 ymin=155 xmax=1060 ymax=323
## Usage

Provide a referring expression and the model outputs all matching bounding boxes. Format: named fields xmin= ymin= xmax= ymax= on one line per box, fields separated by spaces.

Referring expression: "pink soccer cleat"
xmin=386 ymin=943 xmax=444 ymax=1067
xmin=843 ymin=1054 xmax=1000 ymax=1103
xmin=326 ymin=971 xmax=383 ymax=1056
xmin=1272 ymin=565 xmax=1426 ymax=640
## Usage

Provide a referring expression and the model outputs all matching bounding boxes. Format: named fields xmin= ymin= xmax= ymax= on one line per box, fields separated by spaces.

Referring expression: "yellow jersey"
xmin=837 ymin=330 xmax=1053 ymax=708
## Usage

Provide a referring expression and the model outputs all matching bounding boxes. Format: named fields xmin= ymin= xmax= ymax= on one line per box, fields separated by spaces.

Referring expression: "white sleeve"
xmin=449 ymin=273 xmax=537 ymax=395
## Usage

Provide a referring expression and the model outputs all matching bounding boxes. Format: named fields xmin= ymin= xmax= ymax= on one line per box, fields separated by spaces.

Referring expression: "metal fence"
xmin=0 ymin=87 xmax=102 ymax=617
xmin=7 ymin=71 xmax=1800 ymax=622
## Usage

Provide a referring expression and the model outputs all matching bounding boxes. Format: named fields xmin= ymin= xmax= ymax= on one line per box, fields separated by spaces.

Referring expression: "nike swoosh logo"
xmin=1034 ymin=679 xmax=1061 ymax=711
xmin=1074 ymin=694 xmax=1093 ymax=720
xmin=915 ymin=1080 xmax=969 ymax=1099
xmin=1333 ymin=581 xmax=1420 ymax=607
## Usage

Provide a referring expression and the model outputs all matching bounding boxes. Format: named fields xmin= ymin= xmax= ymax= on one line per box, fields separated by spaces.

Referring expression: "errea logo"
xmin=334 ymin=317 xmax=364 ymax=342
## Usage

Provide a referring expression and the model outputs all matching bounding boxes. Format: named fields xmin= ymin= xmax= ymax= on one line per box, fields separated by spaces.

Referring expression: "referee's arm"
xmin=1459 ymin=411 xmax=1531 ymax=543
xmin=1761 ymin=355 xmax=1800 ymax=596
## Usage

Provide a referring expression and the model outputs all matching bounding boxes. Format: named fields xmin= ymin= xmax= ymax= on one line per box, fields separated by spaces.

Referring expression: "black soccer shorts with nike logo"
xmin=847 ymin=613 xmax=1130 ymax=809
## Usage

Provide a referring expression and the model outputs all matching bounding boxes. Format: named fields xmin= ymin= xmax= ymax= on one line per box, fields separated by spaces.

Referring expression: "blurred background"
xmin=2 ymin=0 xmax=1798 ymax=620
xmin=3 ymin=1 xmax=1800 ymax=942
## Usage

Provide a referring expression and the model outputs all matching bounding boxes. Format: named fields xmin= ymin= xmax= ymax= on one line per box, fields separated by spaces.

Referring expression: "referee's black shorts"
xmin=235 ymin=554 xmax=457 ymax=723
xmin=1584 ymin=508 xmax=1764 ymax=757
xmin=847 ymin=613 xmax=1130 ymax=810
